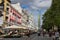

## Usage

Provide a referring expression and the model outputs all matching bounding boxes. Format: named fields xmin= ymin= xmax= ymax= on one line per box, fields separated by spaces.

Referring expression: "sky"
xmin=0 ymin=0 xmax=50 ymax=27
xmin=11 ymin=0 xmax=52 ymax=25
xmin=0 ymin=0 xmax=52 ymax=26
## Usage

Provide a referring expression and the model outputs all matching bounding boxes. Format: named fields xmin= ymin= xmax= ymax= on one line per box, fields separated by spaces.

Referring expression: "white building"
xmin=28 ymin=14 xmax=34 ymax=30
xmin=11 ymin=2 xmax=22 ymax=14
xmin=4 ymin=2 xmax=29 ymax=30
xmin=28 ymin=13 xmax=38 ymax=32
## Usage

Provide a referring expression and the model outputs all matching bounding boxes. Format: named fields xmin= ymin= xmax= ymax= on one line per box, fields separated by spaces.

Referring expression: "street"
xmin=0 ymin=34 xmax=53 ymax=40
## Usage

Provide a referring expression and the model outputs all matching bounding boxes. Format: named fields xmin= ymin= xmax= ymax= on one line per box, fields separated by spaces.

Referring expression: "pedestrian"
xmin=52 ymin=31 xmax=55 ymax=40
xmin=45 ymin=31 xmax=49 ymax=37
xmin=55 ymin=31 xmax=59 ymax=40
xmin=43 ymin=31 xmax=45 ymax=37
xmin=49 ymin=31 xmax=52 ymax=37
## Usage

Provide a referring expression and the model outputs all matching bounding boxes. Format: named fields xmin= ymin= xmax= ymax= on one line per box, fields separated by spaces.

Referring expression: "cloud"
xmin=11 ymin=0 xmax=33 ymax=5
xmin=11 ymin=0 xmax=52 ymax=25
xmin=30 ymin=0 xmax=52 ymax=10
xmin=11 ymin=0 xmax=52 ymax=10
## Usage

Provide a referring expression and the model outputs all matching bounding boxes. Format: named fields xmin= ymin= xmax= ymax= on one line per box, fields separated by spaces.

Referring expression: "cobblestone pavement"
xmin=0 ymin=34 xmax=53 ymax=40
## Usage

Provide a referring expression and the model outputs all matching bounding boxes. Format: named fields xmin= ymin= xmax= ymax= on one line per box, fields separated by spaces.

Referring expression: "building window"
xmin=22 ymin=10 xmax=24 ymax=13
xmin=27 ymin=20 xmax=29 ymax=22
xmin=13 ymin=13 xmax=16 ymax=17
xmin=6 ymin=16 xmax=8 ymax=21
xmin=7 ymin=8 xmax=9 ymax=11
xmin=6 ymin=8 xmax=9 ymax=14
xmin=7 ymin=0 xmax=11 ymax=3
xmin=0 ymin=11 xmax=3 ymax=17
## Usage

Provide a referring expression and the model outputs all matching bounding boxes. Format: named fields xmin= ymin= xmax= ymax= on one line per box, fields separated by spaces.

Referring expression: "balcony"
xmin=21 ymin=17 xmax=28 ymax=22
xmin=21 ymin=23 xmax=27 ymax=27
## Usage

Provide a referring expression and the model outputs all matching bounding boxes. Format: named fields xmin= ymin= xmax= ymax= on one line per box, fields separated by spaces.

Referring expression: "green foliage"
xmin=42 ymin=0 xmax=60 ymax=30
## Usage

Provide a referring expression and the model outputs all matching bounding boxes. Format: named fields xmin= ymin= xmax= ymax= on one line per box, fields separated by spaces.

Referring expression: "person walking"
xmin=52 ymin=31 xmax=55 ymax=40
xmin=55 ymin=31 xmax=59 ymax=40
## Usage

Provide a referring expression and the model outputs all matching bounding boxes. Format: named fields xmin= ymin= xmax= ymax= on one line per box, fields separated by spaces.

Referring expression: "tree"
xmin=42 ymin=0 xmax=60 ymax=30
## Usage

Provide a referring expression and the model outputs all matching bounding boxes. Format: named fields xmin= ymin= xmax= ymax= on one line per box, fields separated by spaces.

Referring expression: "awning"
xmin=4 ymin=25 xmax=28 ymax=29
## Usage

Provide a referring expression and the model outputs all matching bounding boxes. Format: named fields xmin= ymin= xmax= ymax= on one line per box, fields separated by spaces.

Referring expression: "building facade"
xmin=28 ymin=14 xmax=34 ymax=30
xmin=5 ymin=3 xmax=29 ymax=31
